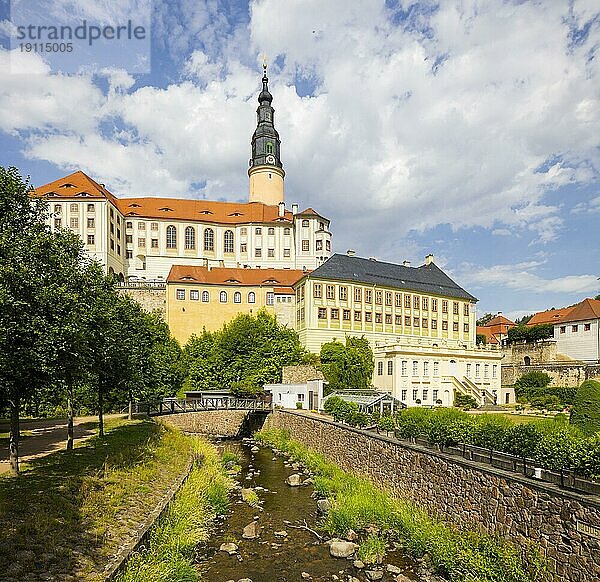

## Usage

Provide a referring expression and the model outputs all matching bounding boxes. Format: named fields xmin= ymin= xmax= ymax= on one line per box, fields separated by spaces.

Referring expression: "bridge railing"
xmin=131 ymin=397 xmax=271 ymax=416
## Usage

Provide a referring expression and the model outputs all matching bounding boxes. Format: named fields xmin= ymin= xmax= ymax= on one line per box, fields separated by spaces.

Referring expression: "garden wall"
xmin=264 ymin=410 xmax=600 ymax=581
xmin=159 ymin=410 xmax=248 ymax=437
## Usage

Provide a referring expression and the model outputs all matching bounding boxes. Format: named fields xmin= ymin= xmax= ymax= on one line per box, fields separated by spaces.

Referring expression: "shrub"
xmin=229 ymin=380 xmax=263 ymax=397
xmin=530 ymin=395 xmax=562 ymax=411
xmin=395 ymin=408 xmax=431 ymax=439
xmin=502 ymin=424 xmax=540 ymax=460
xmin=425 ymin=408 xmax=471 ymax=447
xmin=533 ymin=426 xmax=583 ymax=472
xmin=377 ymin=415 xmax=395 ymax=434
xmin=357 ymin=535 xmax=387 ymax=564
xmin=324 ymin=396 xmax=360 ymax=424
xmin=476 ymin=333 xmax=487 ymax=345
xmin=570 ymin=380 xmax=600 ymax=436
xmin=469 ymin=415 xmax=512 ymax=451
xmin=296 ymin=401 xmax=303 ymax=409
xmin=347 ymin=410 xmax=370 ymax=428
xmin=576 ymin=434 xmax=600 ymax=479
xmin=454 ymin=393 xmax=478 ymax=410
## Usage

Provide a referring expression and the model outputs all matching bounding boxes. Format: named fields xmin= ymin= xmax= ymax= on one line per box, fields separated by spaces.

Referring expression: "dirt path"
xmin=0 ymin=414 xmax=126 ymax=473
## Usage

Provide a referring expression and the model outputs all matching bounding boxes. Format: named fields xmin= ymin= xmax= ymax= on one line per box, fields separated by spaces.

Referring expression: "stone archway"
xmin=524 ymin=356 xmax=531 ymax=366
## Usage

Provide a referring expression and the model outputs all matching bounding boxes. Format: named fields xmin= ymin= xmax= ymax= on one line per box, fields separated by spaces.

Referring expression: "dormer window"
xmin=225 ymin=278 xmax=241 ymax=284
xmin=263 ymin=279 xmax=279 ymax=284
xmin=200 ymin=210 xmax=214 ymax=215
xmin=76 ymin=191 xmax=90 ymax=197
xmin=180 ymin=276 xmax=196 ymax=281
xmin=60 ymin=183 xmax=76 ymax=188
xmin=46 ymin=191 xmax=58 ymax=197
xmin=228 ymin=212 xmax=243 ymax=217
xmin=159 ymin=207 xmax=173 ymax=212
xmin=128 ymin=203 xmax=141 ymax=208
xmin=127 ymin=212 xmax=139 ymax=216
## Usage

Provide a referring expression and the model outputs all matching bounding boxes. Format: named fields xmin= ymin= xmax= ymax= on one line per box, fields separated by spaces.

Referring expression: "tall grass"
xmin=116 ymin=438 xmax=234 ymax=582
xmin=255 ymin=428 xmax=550 ymax=582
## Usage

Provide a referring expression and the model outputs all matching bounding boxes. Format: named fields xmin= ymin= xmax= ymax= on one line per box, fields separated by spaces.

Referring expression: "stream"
xmin=196 ymin=439 xmax=419 ymax=582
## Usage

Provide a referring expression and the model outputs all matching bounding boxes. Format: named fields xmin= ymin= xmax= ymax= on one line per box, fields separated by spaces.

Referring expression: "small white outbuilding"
xmin=263 ymin=379 xmax=325 ymax=411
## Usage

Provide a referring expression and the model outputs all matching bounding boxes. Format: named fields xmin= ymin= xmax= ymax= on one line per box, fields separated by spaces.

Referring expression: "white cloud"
xmin=0 ymin=0 xmax=599 ymax=259
xmin=463 ymin=261 xmax=599 ymax=295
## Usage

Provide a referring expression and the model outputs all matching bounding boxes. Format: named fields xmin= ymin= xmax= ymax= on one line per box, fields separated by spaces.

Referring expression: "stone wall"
xmin=159 ymin=410 xmax=248 ymax=437
xmin=502 ymin=362 xmax=598 ymax=387
xmin=119 ymin=286 xmax=167 ymax=316
xmin=264 ymin=410 xmax=600 ymax=581
xmin=502 ymin=340 xmax=560 ymax=365
xmin=282 ymin=364 xmax=325 ymax=384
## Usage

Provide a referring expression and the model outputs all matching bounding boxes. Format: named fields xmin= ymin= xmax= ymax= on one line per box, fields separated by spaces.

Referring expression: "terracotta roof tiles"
xmin=557 ymin=298 xmax=600 ymax=324
xmin=167 ymin=265 xmax=305 ymax=287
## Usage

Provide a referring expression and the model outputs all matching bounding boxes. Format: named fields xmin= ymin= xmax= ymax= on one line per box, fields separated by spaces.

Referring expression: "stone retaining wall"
xmin=159 ymin=410 xmax=248 ymax=437
xmin=264 ymin=410 xmax=600 ymax=581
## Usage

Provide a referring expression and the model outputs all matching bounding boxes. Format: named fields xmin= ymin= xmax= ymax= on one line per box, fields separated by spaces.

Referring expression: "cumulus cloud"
xmin=0 ymin=0 xmax=599 ymax=257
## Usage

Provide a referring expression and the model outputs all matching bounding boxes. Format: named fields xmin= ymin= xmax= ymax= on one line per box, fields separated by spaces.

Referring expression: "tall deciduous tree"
xmin=319 ymin=335 xmax=374 ymax=393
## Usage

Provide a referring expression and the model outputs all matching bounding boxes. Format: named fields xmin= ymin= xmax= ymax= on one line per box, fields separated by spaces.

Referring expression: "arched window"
xmin=202 ymin=291 xmax=209 ymax=302
xmin=220 ymin=291 xmax=227 ymax=303
xmin=166 ymin=225 xmax=177 ymax=249
xmin=224 ymin=230 xmax=234 ymax=253
xmin=234 ymin=291 xmax=241 ymax=304
xmin=204 ymin=228 xmax=214 ymax=251
xmin=266 ymin=142 xmax=273 ymax=154
xmin=185 ymin=226 xmax=195 ymax=250
xmin=248 ymin=292 xmax=256 ymax=304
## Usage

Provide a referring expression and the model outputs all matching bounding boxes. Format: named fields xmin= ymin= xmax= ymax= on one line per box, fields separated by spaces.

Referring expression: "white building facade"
xmin=554 ymin=298 xmax=600 ymax=363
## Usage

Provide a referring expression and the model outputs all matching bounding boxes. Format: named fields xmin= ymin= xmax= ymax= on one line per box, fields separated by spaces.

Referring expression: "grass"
xmin=116 ymin=438 xmax=234 ymax=582
xmin=357 ymin=534 xmax=387 ymax=564
xmin=0 ymin=418 xmax=194 ymax=581
xmin=256 ymin=428 xmax=550 ymax=582
xmin=243 ymin=488 xmax=260 ymax=507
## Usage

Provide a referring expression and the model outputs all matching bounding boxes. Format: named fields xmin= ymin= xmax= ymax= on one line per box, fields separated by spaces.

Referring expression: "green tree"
xmin=476 ymin=313 xmax=494 ymax=326
xmin=503 ymin=424 xmax=540 ymax=471
xmin=476 ymin=333 xmax=487 ymax=345
xmin=570 ymin=380 xmax=600 ymax=436
xmin=507 ymin=324 xmax=554 ymax=344
xmin=319 ymin=335 xmax=374 ymax=392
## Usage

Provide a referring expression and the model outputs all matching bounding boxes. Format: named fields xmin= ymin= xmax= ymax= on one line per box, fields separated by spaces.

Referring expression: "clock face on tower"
xmin=266 ymin=155 xmax=275 ymax=164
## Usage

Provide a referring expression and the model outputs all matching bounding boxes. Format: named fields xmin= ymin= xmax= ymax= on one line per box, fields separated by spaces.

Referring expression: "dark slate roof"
xmin=307 ymin=254 xmax=477 ymax=301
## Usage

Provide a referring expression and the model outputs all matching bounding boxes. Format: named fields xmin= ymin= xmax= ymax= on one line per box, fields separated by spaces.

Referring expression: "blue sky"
xmin=1 ymin=0 xmax=599 ymax=320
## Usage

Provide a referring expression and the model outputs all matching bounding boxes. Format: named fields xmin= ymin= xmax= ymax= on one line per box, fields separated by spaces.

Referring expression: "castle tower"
xmin=248 ymin=63 xmax=285 ymax=205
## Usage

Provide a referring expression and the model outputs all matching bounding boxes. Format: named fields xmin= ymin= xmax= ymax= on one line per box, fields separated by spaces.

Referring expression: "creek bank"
xmin=196 ymin=438 xmax=418 ymax=582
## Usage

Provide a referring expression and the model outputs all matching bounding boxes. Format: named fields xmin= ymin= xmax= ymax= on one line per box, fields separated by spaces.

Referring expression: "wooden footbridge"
xmin=131 ymin=397 xmax=270 ymax=417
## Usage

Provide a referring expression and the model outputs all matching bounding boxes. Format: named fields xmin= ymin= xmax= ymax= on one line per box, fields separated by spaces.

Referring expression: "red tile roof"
xmin=557 ymin=298 xmax=600 ymax=324
xmin=273 ymin=287 xmax=295 ymax=294
xmin=486 ymin=315 xmax=515 ymax=327
xmin=527 ymin=306 xmax=575 ymax=326
xmin=33 ymin=170 xmax=295 ymax=225
xmin=167 ymin=265 xmax=306 ymax=286
xmin=476 ymin=326 xmax=500 ymax=344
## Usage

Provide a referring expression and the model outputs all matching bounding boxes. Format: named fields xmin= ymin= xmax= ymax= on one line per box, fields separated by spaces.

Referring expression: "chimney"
xmin=347 ymin=249 xmax=356 ymax=257
xmin=403 ymin=260 xmax=411 ymax=267
xmin=497 ymin=311 xmax=503 ymax=316
xmin=292 ymin=203 xmax=298 ymax=215
xmin=278 ymin=201 xmax=285 ymax=217
xmin=425 ymin=253 xmax=434 ymax=265
xmin=369 ymin=256 xmax=377 ymax=261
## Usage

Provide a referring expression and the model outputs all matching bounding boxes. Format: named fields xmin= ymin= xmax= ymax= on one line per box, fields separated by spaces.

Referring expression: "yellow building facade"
xmin=166 ymin=265 xmax=303 ymax=344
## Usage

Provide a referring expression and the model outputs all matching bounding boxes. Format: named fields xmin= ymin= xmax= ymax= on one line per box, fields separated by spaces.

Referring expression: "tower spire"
xmin=248 ymin=59 xmax=285 ymax=205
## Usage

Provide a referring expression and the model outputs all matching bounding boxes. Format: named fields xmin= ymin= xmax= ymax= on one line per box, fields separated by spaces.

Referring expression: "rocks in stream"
xmin=219 ymin=542 xmax=238 ymax=555
xmin=365 ymin=570 xmax=384 ymax=581
xmin=316 ymin=498 xmax=332 ymax=513
xmin=326 ymin=538 xmax=358 ymax=558
xmin=242 ymin=520 xmax=260 ymax=539
xmin=386 ymin=564 xmax=402 ymax=574
xmin=286 ymin=473 xmax=303 ymax=486
xmin=251 ymin=446 xmax=260 ymax=453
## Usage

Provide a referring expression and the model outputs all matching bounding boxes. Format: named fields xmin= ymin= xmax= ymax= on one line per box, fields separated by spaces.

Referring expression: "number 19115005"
xmin=19 ymin=42 xmax=73 ymax=53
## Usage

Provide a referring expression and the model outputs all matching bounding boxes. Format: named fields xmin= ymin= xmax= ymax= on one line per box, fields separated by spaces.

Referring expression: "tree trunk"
xmin=66 ymin=386 xmax=74 ymax=451
xmin=9 ymin=393 xmax=20 ymax=475
xmin=98 ymin=381 xmax=104 ymax=437
xmin=128 ymin=389 xmax=133 ymax=421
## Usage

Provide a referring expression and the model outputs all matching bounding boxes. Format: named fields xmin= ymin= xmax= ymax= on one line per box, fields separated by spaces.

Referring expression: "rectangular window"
xmin=176 ymin=289 xmax=185 ymax=300
xmin=395 ymin=315 xmax=401 ymax=325
xmin=87 ymin=218 xmax=95 ymax=228
xmin=422 ymin=297 xmax=428 ymax=310
xmin=492 ymin=365 xmax=497 ymax=379
xmin=365 ymin=312 xmax=372 ymax=322
xmin=423 ymin=389 xmax=428 ymax=401
xmin=412 ymin=389 xmax=418 ymax=401
xmin=354 ymin=310 xmax=361 ymax=321
xmin=318 ymin=307 xmax=327 ymax=319
xmin=70 ymin=217 xmax=79 ymax=228
xmin=302 ymin=240 xmax=309 ymax=251
xmin=584 ymin=323 xmax=591 ymax=331
xmin=297 ymin=393 xmax=305 ymax=402
xmin=331 ymin=308 xmax=339 ymax=320
xmin=433 ymin=361 xmax=439 ymax=376
xmin=387 ymin=361 xmax=393 ymax=375
xmin=87 ymin=235 xmax=94 ymax=245
xmin=375 ymin=313 xmax=382 ymax=323
xmin=484 ymin=364 xmax=489 ymax=378
xmin=151 ymin=238 xmax=158 ymax=248
xmin=464 ymin=303 xmax=470 ymax=316
xmin=110 ymin=239 xmax=114 ymax=251
xmin=326 ymin=285 xmax=335 ymax=299
xmin=385 ymin=314 xmax=392 ymax=324
xmin=466 ymin=363 xmax=471 ymax=377
xmin=151 ymin=222 xmax=158 ymax=230
xmin=255 ymin=248 xmax=262 ymax=257
xmin=365 ymin=289 xmax=372 ymax=303
xmin=190 ymin=290 xmax=199 ymax=301
xmin=266 ymin=292 xmax=274 ymax=305
xmin=572 ymin=325 xmax=578 ymax=332
xmin=401 ymin=389 xmax=407 ymax=401
xmin=464 ymin=323 xmax=469 ymax=333
xmin=126 ymin=234 xmax=133 ymax=243
xmin=405 ymin=294 xmax=411 ymax=308
xmin=441 ymin=300 xmax=448 ymax=313
xmin=316 ymin=240 xmax=323 ymax=250
xmin=395 ymin=293 xmax=402 ymax=307
xmin=413 ymin=317 xmax=420 ymax=327
xmin=405 ymin=316 xmax=411 ymax=326
xmin=241 ymin=243 xmax=247 ymax=253
xmin=343 ymin=309 xmax=351 ymax=321
xmin=413 ymin=361 xmax=418 ymax=375
xmin=138 ymin=238 xmax=146 ymax=247
xmin=423 ymin=361 xmax=429 ymax=376
xmin=240 ymin=227 xmax=247 ymax=235
xmin=54 ymin=204 xmax=62 ymax=213
xmin=431 ymin=319 xmax=437 ymax=329
xmin=375 ymin=290 xmax=383 ymax=304
xmin=453 ymin=322 xmax=459 ymax=332
xmin=117 ymin=244 xmax=121 ymax=255
xmin=475 ymin=364 xmax=481 ymax=378
xmin=378 ymin=361 xmax=384 ymax=375
xmin=432 ymin=298 xmax=438 ymax=312
xmin=326 ymin=240 xmax=331 ymax=251
xmin=442 ymin=320 xmax=448 ymax=330
xmin=126 ymin=250 xmax=133 ymax=259
xmin=314 ymin=284 xmax=322 ymax=298
xmin=255 ymin=227 xmax=262 ymax=235
xmin=126 ymin=221 xmax=133 ymax=229
xmin=87 ymin=203 xmax=95 ymax=212
xmin=354 ymin=287 xmax=362 ymax=302
xmin=339 ymin=286 xmax=348 ymax=301
xmin=560 ymin=326 xmax=566 ymax=334
xmin=433 ymin=389 xmax=438 ymax=402
xmin=402 ymin=361 xmax=407 ymax=376
xmin=110 ymin=208 xmax=114 ymax=219
xmin=422 ymin=318 xmax=428 ymax=327
xmin=70 ymin=203 xmax=78 ymax=212
xmin=385 ymin=291 xmax=392 ymax=306
xmin=284 ymin=248 xmax=291 ymax=257
xmin=268 ymin=248 xmax=275 ymax=257
xmin=283 ymin=227 xmax=290 ymax=235
xmin=453 ymin=302 xmax=459 ymax=315
xmin=268 ymin=227 xmax=275 ymax=235
xmin=413 ymin=296 xmax=420 ymax=309
xmin=138 ymin=222 xmax=145 ymax=229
